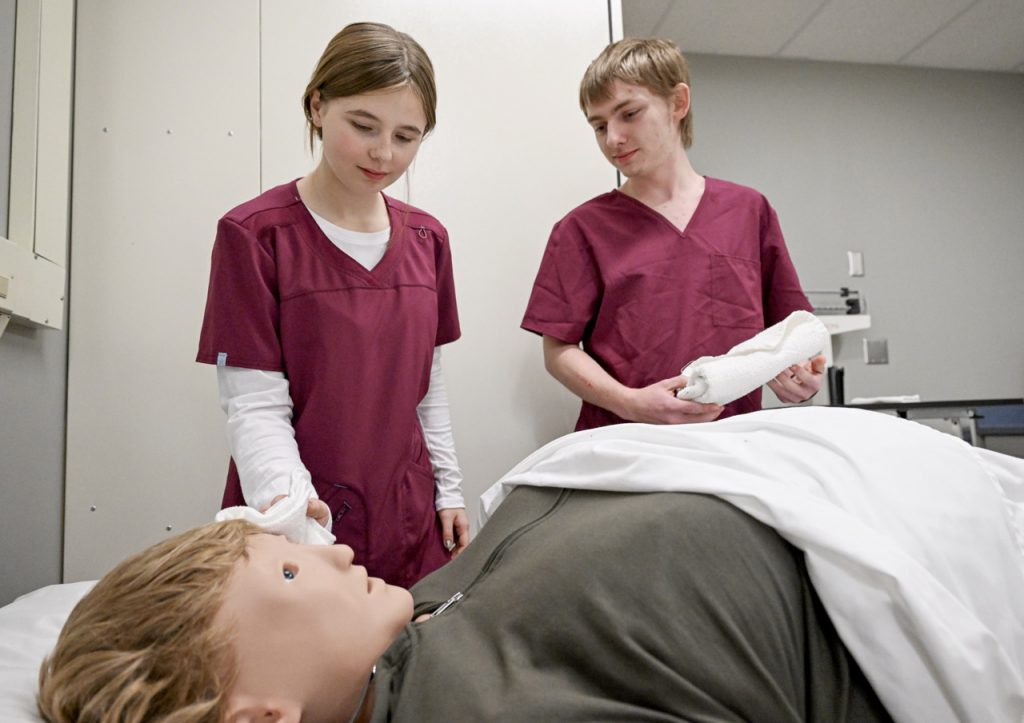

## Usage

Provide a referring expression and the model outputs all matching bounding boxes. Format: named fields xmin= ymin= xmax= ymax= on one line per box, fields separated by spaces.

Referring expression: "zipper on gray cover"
xmin=462 ymin=488 xmax=573 ymax=597
xmin=421 ymin=488 xmax=573 ymax=617
xmin=430 ymin=591 xmax=464 ymax=617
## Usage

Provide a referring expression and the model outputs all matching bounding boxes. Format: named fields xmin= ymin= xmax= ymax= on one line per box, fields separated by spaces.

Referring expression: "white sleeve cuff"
xmin=217 ymin=366 xmax=310 ymax=512
xmin=416 ymin=348 xmax=466 ymax=511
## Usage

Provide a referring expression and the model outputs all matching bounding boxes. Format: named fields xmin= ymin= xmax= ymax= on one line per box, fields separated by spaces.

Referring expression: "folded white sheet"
xmin=215 ymin=468 xmax=335 ymax=545
xmin=676 ymin=310 xmax=829 ymax=404
xmin=480 ymin=407 xmax=1024 ymax=723
xmin=849 ymin=394 xmax=921 ymax=404
xmin=0 ymin=581 xmax=96 ymax=723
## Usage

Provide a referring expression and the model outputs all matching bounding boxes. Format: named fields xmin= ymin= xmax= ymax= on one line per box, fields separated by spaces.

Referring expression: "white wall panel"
xmin=56 ymin=0 xmax=1024 ymax=583
xmin=259 ymin=0 xmax=616 ymax=522
xmin=64 ymin=0 xmax=260 ymax=580
xmin=64 ymin=0 xmax=616 ymax=578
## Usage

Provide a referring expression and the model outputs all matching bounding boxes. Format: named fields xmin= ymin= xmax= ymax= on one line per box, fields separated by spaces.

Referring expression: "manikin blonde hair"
xmin=37 ymin=519 xmax=262 ymax=723
xmin=579 ymin=37 xmax=694 ymax=148
xmin=302 ymin=21 xmax=438 ymax=152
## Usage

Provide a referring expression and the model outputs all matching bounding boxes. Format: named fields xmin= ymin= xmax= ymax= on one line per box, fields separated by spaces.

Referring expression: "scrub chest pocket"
xmin=710 ymin=253 xmax=763 ymax=329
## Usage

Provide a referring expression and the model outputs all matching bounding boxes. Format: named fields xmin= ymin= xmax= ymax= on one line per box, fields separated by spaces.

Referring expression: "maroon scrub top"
xmin=522 ymin=177 xmax=811 ymax=431
xmin=197 ymin=180 xmax=460 ymax=586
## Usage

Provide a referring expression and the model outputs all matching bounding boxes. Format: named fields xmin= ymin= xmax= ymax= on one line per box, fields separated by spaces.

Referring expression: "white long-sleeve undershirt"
xmin=217 ymin=347 xmax=465 ymax=513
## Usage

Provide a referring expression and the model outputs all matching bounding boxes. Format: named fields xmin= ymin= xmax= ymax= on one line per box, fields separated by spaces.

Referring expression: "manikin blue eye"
xmin=283 ymin=568 xmax=296 ymax=580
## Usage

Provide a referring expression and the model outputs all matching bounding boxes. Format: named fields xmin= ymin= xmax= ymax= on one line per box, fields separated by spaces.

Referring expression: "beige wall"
xmin=680 ymin=53 xmax=1024 ymax=403
xmin=0 ymin=0 xmax=72 ymax=607
xmin=8 ymin=2 xmax=1021 ymax=601
xmin=61 ymin=0 xmax=614 ymax=581
xmin=63 ymin=0 xmax=261 ymax=581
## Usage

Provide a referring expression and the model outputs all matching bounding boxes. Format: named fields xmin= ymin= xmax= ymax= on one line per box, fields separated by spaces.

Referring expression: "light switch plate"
xmin=848 ymin=251 xmax=864 ymax=277
xmin=863 ymin=338 xmax=888 ymax=364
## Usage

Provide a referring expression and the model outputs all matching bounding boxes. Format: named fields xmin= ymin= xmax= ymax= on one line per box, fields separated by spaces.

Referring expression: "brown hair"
xmin=579 ymin=37 xmax=694 ymax=148
xmin=37 ymin=520 xmax=262 ymax=723
xmin=302 ymin=22 xmax=437 ymax=152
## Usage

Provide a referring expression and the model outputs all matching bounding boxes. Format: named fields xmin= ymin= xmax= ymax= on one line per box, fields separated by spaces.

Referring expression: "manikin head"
xmin=37 ymin=520 xmax=412 ymax=723
xmin=216 ymin=532 xmax=411 ymax=723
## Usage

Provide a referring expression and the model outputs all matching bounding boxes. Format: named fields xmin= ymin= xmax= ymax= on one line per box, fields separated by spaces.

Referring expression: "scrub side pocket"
xmin=710 ymin=254 xmax=763 ymax=329
xmin=315 ymin=475 xmax=368 ymax=559
xmin=399 ymin=459 xmax=449 ymax=585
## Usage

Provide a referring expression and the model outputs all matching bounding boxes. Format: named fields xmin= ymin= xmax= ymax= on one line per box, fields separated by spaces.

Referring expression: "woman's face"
xmin=585 ymin=80 xmax=688 ymax=179
xmin=216 ymin=534 xmax=412 ymax=721
xmin=310 ymin=84 xmax=428 ymax=194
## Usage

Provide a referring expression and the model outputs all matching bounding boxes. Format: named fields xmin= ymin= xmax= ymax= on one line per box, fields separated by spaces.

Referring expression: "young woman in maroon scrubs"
xmin=196 ymin=22 xmax=469 ymax=586
xmin=522 ymin=37 xmax=825 ymax=432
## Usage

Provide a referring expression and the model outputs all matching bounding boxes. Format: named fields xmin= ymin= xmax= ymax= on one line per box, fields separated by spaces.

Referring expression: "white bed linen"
xmin=0 ymin=581 xmax=95 ymax=723
xmin=5 ymin=407 xmax=1022 ymax=722
xmin=481 ymin=406 xmax=1024 ymax=723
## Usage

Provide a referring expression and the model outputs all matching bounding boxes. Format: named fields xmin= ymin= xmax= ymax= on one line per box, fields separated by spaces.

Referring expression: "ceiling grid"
xmin=623 ymin=0 xmax=1024 ymax=73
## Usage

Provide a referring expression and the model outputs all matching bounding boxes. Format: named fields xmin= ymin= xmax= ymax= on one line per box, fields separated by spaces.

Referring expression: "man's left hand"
xmin=767 ymin=354 xmax=827 ymax=404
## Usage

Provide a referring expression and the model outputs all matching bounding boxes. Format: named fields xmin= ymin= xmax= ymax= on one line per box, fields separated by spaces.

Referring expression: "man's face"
xmin=586 ymin=79 xmax=687 ymax=178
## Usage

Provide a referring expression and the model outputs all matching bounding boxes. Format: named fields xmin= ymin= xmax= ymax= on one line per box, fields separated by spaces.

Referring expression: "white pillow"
xmin=0 ymin=582 xmax=95 ymax=723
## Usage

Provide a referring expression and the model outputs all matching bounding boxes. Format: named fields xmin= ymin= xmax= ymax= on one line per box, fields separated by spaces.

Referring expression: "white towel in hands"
xmin=676 ymin=310 xmax=829 ymax=405
xmin=214 ymin=468 xmax=335 ymax=545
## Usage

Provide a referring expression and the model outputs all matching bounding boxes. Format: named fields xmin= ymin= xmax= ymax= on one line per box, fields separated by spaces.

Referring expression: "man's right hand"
xmin=619 ymin=374 xmax=723 ymax=424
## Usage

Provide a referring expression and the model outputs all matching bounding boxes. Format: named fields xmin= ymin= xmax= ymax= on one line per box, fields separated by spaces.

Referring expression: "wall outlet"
xmin=863 ymin=338 xmax=888 ymax=364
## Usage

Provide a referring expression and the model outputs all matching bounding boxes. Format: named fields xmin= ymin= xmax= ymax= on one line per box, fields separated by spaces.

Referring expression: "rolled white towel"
xmin=676 ymin=310 xmax=829 ymax=405
xmin=215 ymin=468 xmax=335 ymax=545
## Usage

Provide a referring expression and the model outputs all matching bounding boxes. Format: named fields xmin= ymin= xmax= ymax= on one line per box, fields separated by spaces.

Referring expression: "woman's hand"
xmin=262 ymin=495 xmax=332 ymax=529
xmin=438 ymin=507 xmax=471 ymax=558
xmin=767 ymin=355 xmax=827 ymax=404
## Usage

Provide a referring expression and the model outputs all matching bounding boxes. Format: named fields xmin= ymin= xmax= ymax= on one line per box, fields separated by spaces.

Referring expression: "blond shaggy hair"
xmin=37 ymin=519 xmax=262 ymax=723
xmin=579 ymin=37 xmax=694 ymax=148
xmin=302 ymin=21 xmax=437 ymax=152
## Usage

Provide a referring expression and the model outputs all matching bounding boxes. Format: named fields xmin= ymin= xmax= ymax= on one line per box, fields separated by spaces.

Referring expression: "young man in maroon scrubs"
xmin=522 ymin=38 xmax=825 ymax=432
xmin=196 ymin=23 xmax=469 ymax=587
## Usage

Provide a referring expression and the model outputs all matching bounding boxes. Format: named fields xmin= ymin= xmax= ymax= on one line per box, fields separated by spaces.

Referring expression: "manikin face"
xmin=309 ymin=84 xmax=428 ymax=194
xmin=216 ymin=534 xmax=413 ymax=723
xmin=585 ymin=79 xmax=689 ymax=179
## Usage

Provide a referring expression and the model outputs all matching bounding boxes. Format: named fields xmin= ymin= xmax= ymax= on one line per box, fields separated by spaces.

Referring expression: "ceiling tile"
xmin=622 ymin=0 xmax=674 ymax=37
xmin=902 ymin=0 xmax=1024 ymax=72
xmin=780 ymin=0 xmax=974 ymax=64
xmin=620 ymin=0 xmax=1024 ymax=73
xmin=642 ymin=0 xmax=826 ymax=56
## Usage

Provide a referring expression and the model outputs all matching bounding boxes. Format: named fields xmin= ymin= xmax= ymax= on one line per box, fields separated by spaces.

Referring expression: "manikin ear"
xmin=223 ymin=692 xmax=302 ymax=723
xmin=671 ymin=82 xmax=691 ymax=122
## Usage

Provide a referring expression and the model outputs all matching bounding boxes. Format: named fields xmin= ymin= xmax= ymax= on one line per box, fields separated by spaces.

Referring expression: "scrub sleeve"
xmin=197 ymin=181 xmax=460 ymax=587
xmin=522 ymin=177 xmax=811 ymax=430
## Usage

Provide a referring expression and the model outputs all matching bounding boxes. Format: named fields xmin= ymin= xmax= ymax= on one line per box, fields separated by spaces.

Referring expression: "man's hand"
xmin=543 ymin=338 xmax=721 ymax=426
xmin=619 ymin=374 xmax=724 ymax=424
xmin=767 ymin=355 xmax=827 ymax=404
